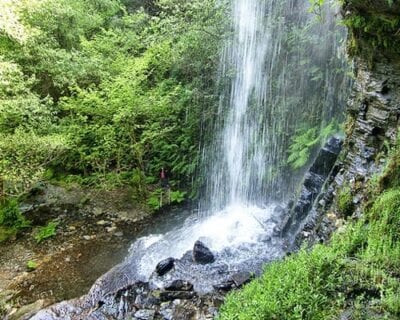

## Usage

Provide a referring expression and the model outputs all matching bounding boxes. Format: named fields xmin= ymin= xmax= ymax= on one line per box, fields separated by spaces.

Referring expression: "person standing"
xmin=160 ymin=167 xmax=169 ymax=189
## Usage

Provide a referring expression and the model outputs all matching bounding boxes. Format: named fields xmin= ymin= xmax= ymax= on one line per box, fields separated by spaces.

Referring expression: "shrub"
xmin=0 ymin=199 xmax=30 ymax=229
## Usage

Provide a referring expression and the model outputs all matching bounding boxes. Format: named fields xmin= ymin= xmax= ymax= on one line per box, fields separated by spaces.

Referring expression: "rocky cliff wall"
xmin=296 ymin=1 xmax=400 ymax=245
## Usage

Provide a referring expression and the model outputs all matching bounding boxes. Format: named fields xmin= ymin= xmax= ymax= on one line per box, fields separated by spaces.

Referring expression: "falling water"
xmin=125 ymin=0 xmax=350 ymax=285
xmin=203 ymin=0 xmax=349 ymax=211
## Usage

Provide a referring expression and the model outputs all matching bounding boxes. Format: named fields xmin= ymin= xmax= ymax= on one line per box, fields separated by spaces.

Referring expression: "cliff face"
xmin=316 ymin=3 xmax=400 ymax=238
xmin=333 ymin=57 xmax=400 ymax=207
xmin=293 ymin=1 xmax=400 ymax=245
xmin=333 ymin=0 xmax=400 ymax=211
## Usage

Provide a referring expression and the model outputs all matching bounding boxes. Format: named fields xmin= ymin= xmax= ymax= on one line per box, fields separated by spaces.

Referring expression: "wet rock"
xmin=156 ymin=258 xmax=175 ymax=276
xmin=165 ymin=280 xmax=193 ymax=291
xmin=309 ymin=137 xmax=343 ymax=176
xmin=213 ymin=280 xmax=234 ymax=291
xmin=159 ymin=291 xmax=196 ymax=302
xmin=192 ymin=240 xmax=215 ymax=264
xmin=231 ymin=272 xmax=253 ymax=288
xmin=134 ymin=309 xmax=155 ymax=320
xmin=159 ymin=303 xmax=174 ymax=320
xmin=281 ymin=137 xmax=343 ymax=240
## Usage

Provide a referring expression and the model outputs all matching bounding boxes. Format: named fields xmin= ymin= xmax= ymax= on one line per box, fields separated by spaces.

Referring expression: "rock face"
xmin=280 ymin=137 xmax=343 ymax=239
xmin=292 ymin=0 xmax=400 ymax=246
xmin=192 ymin=241 xmax=215 ymax=264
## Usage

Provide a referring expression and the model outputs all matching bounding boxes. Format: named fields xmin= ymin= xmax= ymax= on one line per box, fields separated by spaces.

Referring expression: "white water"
xmin=128 ymin=0 xmax=350 ymax=280
xmin=131 ymin=204 xmax=277 ymax=277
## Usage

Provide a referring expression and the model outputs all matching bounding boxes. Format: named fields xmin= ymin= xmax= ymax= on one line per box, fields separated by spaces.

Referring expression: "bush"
xmin=0 ymin=199 xmax=29 ymax=229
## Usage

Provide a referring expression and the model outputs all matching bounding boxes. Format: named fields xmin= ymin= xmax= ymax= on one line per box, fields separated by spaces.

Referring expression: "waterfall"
xmin=127 ymin=0 xmax=350 ymax=283
xmin=203 ymin=0 xmax=349 ymax=211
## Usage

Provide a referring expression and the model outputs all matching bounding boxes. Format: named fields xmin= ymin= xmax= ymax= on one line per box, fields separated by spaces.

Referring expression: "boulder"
xmin=192 ymin=241 xmax=215 ymax=264
xmin=156 ymin=258 xmax=175 ymax=276
xmin=165 ymin=280 xmax=193 ymax=292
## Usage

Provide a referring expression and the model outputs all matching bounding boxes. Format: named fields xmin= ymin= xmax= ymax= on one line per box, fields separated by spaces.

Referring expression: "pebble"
xmin=114 ymin=232 xmax=124 ymax=237
xmin=96 ymin=220 xmax=108 ymax=226
xmin=83 ymin=235 xmax=91 ymax=241
xmin=106 ymin=226 xmax=117 ymax=233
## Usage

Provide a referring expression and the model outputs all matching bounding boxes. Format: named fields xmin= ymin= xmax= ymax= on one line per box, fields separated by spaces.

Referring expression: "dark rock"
xmin=159 ymin=291 xmax=196 ymax=302
xmin=155 ymin=258 xmax=175 ymax=276
xmin=165 ymin=280 xmax=193 ymax=292
xmin=192 ymin=241 xmax=215 ymax=264
xmin=231 ymin=272 xmax=253 ymax=288
xmin=213 ymin=280 xmax=234 ymax=291
xmin=310 ymin=137 xmax=343 ymax=176
xmin=303 ymin=172 xmax=324 ymax=193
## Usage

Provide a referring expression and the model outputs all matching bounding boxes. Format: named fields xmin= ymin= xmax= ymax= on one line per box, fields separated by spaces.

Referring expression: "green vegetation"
xmin=0 ymin=0 xmax=227 ymax=209
xmin=0 ymin=199 xmax=30 ymax=242
xmin=220 ymin=188 xmax=400 ymax=319
xmin=26 ymin=260 xmax=38 ymax=271
xmin=220 ymin=139 xmax=400 ymax=319
xmin=34 ymin=221 xmax=58 ymax=243
xmin=337 ymin=184 xmax=354 ymax=216
xmin=147 ymin=188 xmax=187 ymax=212
xmin=287 ymin=121 xmax=340 ymax=170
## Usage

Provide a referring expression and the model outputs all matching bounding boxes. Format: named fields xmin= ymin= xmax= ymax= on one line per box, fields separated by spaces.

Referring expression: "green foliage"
xmin=26 ymin=260 xmax=38 ymax=271
xmin=0 ymin=0 xmax=226 ymax=206
xmin=221 ymin=138 xmax=400 ymax=320
xmin=343 ymin=6 xmax=400 ymax=57
xmin=337 ymin=185 xmax=354 ymax=216
xmin=170 ymin=190 xmax=187 ymax=204
xmin=287 ymin=128 xmax=319 ymax=170
xmin=0 ymin=199 xmax=29 ymax=229
xmin=287 ymin=121 xmax=340 ymax=170
xmin=0 ymin=130 xmax=67 ymax=196
xmin=34 ymin=221 xmax=58 ymax=243
xmin=147 ymin=188 xmax=187 ymax=212
xmin=220 ymin=188 xmax=400 ymax=319
xmin=0 ymin=199 xmax=30 ymax=242
xmin=147 ymin=188 xmax=163 ymax=212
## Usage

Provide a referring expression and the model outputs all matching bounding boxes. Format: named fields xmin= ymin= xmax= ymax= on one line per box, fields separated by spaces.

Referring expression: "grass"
xmin=219 ymin=187 xmax=400 ymax=320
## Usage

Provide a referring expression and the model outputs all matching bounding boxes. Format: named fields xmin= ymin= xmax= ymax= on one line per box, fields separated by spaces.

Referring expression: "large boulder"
xmin=192 ymin=241 xmax=215 ymax=264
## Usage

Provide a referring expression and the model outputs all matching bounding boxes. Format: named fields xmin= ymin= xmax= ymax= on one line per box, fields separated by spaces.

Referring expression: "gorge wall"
xmin=299 ymin=0 xmax=400 ymax=245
